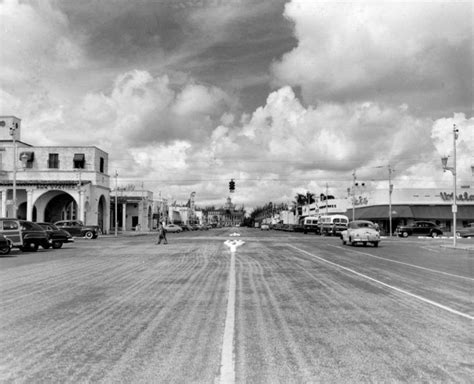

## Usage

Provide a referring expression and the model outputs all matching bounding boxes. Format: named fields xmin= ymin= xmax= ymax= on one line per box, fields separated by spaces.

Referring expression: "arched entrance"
xmin=33 ymin=191 xmax=78 ymax=223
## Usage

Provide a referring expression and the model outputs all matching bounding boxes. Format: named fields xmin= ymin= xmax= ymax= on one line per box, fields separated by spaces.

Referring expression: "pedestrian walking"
xmin=156 ymin=222 xmax=168 ymax=245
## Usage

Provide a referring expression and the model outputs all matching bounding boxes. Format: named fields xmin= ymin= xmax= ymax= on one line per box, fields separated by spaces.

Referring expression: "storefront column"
xmin=26 ymin=189 xmax=34 ymax=221
xmin=78 ymin=190 xmax=85 ymax=223
xmin=1 ymin=191 xmax=6 ymax=217
xmin=122 ymin=202 xmax=127 ymax=231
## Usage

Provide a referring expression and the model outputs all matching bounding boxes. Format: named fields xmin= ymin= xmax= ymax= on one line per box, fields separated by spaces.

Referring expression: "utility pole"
xmin=114 ymin=170 xmax=118 ymax=237
xmin=325 ymin=182 xmax=329 ymax=216
xmin=388 ymin=165 xmax=394 ymax=237
xmin=352 ymin=170 xmax=356 ymax=221
xmin=11 ymin=129 xmax=17 ymax=219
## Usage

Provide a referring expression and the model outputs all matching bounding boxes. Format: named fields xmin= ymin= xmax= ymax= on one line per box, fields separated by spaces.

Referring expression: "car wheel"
xmin=455 ymin=232 xmax=461 ymax=238
xmin=431 ymin=232 xmax=438 ymax=238
xmin=0 ymin=246 xmax=11 ymax=255
xmin=349 ymin=237 xmax=356 ymax=246
xmin=402 ymin=231 xmax=409 ymax=238
xmin=52 ymin=241 xmax=63 ymax=249
xmin=373 ymin=241 xmax=379 ymax=247
xmin=84 ymin=231 xmax=94 ymax=239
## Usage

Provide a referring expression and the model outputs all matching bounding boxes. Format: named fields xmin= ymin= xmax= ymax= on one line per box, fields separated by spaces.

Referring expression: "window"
xmin=48 ymin=153 xmax=59 ymax=169
xmin=3 ymin=220 xmax=18 ymax=230
xmin=73 ymin=153 xmax=85 ymax=169
xmin=20 ymin=152 xmax=34 ymax=169
xmin=100 ymin=157 xmax=105 ymax=173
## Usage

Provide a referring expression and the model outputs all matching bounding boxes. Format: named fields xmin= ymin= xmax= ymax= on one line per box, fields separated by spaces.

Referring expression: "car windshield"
xmin=352 ymin=222 xmax=375 ymax=229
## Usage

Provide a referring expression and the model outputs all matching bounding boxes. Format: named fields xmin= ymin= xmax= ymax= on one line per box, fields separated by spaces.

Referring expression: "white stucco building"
xmin=0 ymin=116 xmax=111 ymax=233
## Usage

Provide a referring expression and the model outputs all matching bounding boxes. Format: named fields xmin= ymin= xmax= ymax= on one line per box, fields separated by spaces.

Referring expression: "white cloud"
xmin=272 ymin=0 xmax=472 ymax=115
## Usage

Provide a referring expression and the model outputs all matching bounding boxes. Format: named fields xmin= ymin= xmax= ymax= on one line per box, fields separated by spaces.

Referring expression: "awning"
xmin=19 ymin=151 xmax=34 ymax=161
xmin=411 ymin=206 xmax=452 ymax=220
xmin=347 ymin=205 xmax=414 ymax=220
xmin=73 ymin=153 xmax=85 ymax=161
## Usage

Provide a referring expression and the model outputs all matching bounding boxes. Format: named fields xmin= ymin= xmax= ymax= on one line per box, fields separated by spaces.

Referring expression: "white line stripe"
xmin=289 ymin=245 xmax=474 ymax=321
xmin=219 ymin=250 xmax=236 ymax=384
xmin=328 ymin=244 xmax=474 ymax=281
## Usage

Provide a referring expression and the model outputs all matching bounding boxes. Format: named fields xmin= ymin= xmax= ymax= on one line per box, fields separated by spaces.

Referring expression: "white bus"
xmin=319 ymin=214 xmax=349 ymax=236
xmin=303 ymin=216 xmax=319 ymax=234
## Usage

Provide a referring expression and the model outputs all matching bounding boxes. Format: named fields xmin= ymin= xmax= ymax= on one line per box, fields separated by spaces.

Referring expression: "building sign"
xmin=440 ymin=191 xmax=474 ymax=202
xmin=353 ymin=196 xmax=369 ymax=206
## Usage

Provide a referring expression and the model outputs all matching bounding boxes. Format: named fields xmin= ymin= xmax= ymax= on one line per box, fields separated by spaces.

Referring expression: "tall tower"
xmin=0 ymin=116 xmax=21 ymax=140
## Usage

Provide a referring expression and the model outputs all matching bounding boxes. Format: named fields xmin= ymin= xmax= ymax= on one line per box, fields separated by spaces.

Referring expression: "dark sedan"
xmin=395 ymin=221 xmax=443 ymax=238
xmin=37 ymin=222 xmax=74 ymax=249
xmin=54 ymin=220 xmax=99 ymax=239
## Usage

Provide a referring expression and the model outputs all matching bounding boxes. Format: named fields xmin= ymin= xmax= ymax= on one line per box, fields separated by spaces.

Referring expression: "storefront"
xmin=347 ymin=187 xmax=474 ymax=234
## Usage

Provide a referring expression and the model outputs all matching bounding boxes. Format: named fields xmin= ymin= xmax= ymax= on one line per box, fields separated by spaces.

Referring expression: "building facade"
xmin=0 ymin=116 xmax=111 ymax=233
xmin=347 ymin=187 xmax=474 ymax=234
xmin=110 ymin=186 xmax=154 ymax=231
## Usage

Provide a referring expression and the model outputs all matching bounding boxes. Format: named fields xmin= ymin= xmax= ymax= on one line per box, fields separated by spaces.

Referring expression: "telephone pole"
xmin=114 ymin=170 xmax=118 ymax=237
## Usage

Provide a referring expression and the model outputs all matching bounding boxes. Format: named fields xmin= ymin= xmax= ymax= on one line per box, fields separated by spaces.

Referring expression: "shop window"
xmin=48 ymin=153 xmax=59 ymax=169
xmin=73 ymin=153 xmax=85 ymax=169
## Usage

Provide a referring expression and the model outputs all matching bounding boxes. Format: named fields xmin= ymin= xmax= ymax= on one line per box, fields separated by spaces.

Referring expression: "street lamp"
xmin=440 ymin=124 xmax=459 ymax=247
xmin=9 ymin=125 xmax=18 ymax=218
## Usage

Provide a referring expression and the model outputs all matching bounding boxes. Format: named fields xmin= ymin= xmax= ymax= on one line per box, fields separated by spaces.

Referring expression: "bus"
xmin=319 ymin=214 xmax=349 ymax=236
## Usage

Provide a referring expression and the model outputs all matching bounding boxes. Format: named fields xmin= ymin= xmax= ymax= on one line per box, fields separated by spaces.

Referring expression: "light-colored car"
xmin=164 ymin=224 xmax=183 ymax=233
xmin=260 ymin=224 xmax=270 ymax=230
xmin=341 ymin=220 xmax=380 ymax=247
xmin=456 ymin=223 xmax=474 ymax=238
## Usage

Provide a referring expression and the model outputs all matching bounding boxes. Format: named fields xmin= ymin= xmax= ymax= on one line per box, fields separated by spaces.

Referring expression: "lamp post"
xmin=114 ymin=170 xmax=118 ymax=237
xmin=441 ymin=124 xmax=459 ymax=248
xmin=9 ymin=125 xmax=18 ymax=218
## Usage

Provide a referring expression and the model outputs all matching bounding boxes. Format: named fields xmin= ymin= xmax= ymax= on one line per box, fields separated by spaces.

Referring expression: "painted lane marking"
xmin=224 ymin=239 xmax=245 ymax=253
xmin=289 ymin=244 xmax=474 ymax=321
xmin=328 ymin=244 xmax=474 ymax=281
xmin=219 ymin=241 xmax=243 ymax=384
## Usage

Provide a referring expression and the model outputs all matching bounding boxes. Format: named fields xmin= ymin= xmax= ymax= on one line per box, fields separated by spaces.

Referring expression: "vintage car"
xmin=341 ymin=220 xmax=380 ymax=247
xmin=456 ymin=223 xmax=474 ymax=238
xmin=54 ymin=220 xmax=99 ymax=239
xmin=0 ymin=218 xmax=50 ymax=252
xmin=395 ymin=221 xmax=443 ymax=238
xmin=163 ymin=224 xmax=183 ymax=233
xmin=37 ymin=222 xmax=75 ymax=249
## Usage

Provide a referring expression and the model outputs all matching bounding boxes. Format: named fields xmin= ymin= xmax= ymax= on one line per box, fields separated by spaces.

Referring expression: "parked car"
xmin=260 ymin=224 xmax=270 ymax=230
xmin=456 ymin=223 xmax=474 ymax=238
xmin=395 ymin=221 xmax=443 ymax=238
xmin=54 ymin=220 xmax=99 ymax=239
xmin=37 ymin=222 xmax=74 ymax=249
xmin=164 ymin=224 xmax=183 ymax=233
xmin=341 ymin=220 xmax=380 ymax=247
xmin=0 ymin=218 xmax=50 ymax=252
xmin=0 ymin=234 xmax=12 ymax=255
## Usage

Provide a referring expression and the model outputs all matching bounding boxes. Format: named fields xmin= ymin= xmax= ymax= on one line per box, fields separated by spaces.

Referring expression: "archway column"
xmin=1 ymin=191 xmax=6 ymax=217
xmin=26 ymin=189 xmax=34 ymax=221
xmin=122 ymin=202 xmax=127 ymax=231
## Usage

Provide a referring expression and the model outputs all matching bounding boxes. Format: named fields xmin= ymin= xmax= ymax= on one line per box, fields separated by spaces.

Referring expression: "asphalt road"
xmin=0 ymin=229 xmax=472 ymax=383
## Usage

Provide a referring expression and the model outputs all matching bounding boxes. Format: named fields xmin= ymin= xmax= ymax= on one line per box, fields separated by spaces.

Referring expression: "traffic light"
xmin=229 ymin=179 xmax=235 ymax=193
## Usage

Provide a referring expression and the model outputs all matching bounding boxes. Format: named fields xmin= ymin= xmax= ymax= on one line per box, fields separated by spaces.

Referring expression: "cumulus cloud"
xmin=272 ymin=0 xmax=472 ymax=117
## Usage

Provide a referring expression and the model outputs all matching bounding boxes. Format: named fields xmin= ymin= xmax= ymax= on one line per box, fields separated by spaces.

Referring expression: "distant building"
xmin=0 ymin=116 xmax=111 ymax=233
xmin=206 ymin=197 xmax=245 ymax=226
xmin=110 ymin=185 xmax=154 ymax=231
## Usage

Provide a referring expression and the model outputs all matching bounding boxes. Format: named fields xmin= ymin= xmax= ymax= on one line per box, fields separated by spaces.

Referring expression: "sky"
xmin=0 ymin=0 xmax=473 ymax=210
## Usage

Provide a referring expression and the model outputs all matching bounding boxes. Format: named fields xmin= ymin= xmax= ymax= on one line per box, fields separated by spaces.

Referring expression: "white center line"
xmin=289 ymin=244 xmax=474 ymax=321
xmin=219 ymin=249 xmax=236 ymax=384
